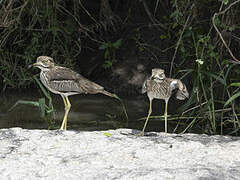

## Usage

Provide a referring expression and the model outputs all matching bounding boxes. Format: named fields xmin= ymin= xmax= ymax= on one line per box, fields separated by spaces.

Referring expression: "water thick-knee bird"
xmin=140 ymin=68 xmax=189 ymax=135
xmin=31 ymin=56 xmax=115 ymax=130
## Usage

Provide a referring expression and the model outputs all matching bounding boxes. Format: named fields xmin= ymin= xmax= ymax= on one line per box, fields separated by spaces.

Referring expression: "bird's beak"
xmin=28 ymin=64 xmax=33 ymax=69
xmin=28 ymin=62 xmax=38 ymax=69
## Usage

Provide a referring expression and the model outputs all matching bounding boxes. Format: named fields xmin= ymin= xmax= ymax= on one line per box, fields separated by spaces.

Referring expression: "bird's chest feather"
xmin=40 ymin=71 xmax=50 ymax=86
xmin=40 ymin=71 xmax=60 ymax=94
xmin=146 ymin=80 xmax=171 ymax=99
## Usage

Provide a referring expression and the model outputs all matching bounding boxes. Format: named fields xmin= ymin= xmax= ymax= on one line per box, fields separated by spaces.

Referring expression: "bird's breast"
xmin=146 ymin=80 xmax=171 ymax=99
xmin=40 ymin=71 xmax=66 ymax=95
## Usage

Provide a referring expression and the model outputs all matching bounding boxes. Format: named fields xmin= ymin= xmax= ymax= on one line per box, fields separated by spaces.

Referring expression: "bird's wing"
xmin=173 ymin=79 xmax=189 ymax=100
xmin=141 ymin=76 xmax=151 ymax=94
xmin=77 ymin=77 xmax=104 ymax=94
xmin=176 ymin=82 xmax=189 ymax=100
xmin=166 ymin=78 xmax=189 ymax=100
xmin=47 ymin=66 xmax=104 ymax=94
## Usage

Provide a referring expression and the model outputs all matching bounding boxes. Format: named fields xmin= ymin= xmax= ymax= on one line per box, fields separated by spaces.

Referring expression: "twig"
xmin=182 ymin=101 xmax=207 ymax=115
xmin=140 ymin=0 xmax=168 ymax=31
xmin=138 ymin=115 xmax=204 ymax=121
xmin=16 ymin=0 xmax=29 ymax=22
xmin=169 ymin=4 xmax=194 ymax=77
xmin=138 ymin=108 xmax=232 ymax=121
xmin=212 ymin=0 xmax=240 ymax=63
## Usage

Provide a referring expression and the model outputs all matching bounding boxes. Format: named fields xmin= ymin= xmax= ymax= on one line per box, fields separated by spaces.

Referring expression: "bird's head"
xmin=31 ymin=56 xmax=56 ymax=71
xmin=151 ymin=68 xmax=166 ymax=81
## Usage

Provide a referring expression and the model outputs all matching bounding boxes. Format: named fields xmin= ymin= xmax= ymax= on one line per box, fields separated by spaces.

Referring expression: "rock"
xmin=0 ymin=128 xmax=240 ymax=179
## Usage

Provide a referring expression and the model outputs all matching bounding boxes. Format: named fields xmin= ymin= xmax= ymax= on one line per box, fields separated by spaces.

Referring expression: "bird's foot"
xmin=159 ymin=132 xmax=169 ymax=136
xmin=137 ymin=131 xmax=145 ymax=136
xmin=59 ymin=126 xmax=66 ymax=131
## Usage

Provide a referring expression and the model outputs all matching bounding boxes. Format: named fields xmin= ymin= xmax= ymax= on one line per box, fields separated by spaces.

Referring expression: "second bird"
xmin=140 ymin=68 xmax=189 ymax=135
xmin=32 ymin=56 xmax=115 ymax=130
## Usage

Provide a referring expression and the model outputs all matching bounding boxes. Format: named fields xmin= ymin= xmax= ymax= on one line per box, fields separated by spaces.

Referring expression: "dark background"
xmin=0 ymin=0 xmax=240 ymax=135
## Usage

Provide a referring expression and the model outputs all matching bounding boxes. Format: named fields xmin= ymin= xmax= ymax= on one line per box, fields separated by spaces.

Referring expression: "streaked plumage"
xmin=140 ymin=68 xmax=189 ymax=135
xmin=32 ymin=56 xmax=114 ymax=130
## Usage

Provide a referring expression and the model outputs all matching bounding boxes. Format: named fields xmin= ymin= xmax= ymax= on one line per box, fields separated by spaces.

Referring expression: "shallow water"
xmin=0 ymin=90 xmax=185 ymax=132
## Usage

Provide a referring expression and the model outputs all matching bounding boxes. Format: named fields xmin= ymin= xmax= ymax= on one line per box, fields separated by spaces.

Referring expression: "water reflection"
xmin=0 ymin=90 xmax=183 ymax=132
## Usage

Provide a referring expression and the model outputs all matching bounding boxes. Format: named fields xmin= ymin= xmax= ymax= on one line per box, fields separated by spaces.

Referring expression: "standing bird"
xmin=140 ymin=68 xmax=189 ymax=135
xmin=31 ymin=56 xmax=115 ymax=130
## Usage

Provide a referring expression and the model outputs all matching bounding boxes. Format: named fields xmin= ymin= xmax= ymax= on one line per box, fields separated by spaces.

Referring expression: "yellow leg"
xmin=60 ymin=96 xmax=71 ymax=130
xmin=164 ymin=99 xmax=169 ymax=133
xmin=62 ymin=95 xmax=67 ymax=107
xmin=60 ymin=96 xmax=66 ymax=130
xmin=64 ymin=97 xmax=71 ymax=130
xmin=139 ymin=99 xmax=152 ymax=136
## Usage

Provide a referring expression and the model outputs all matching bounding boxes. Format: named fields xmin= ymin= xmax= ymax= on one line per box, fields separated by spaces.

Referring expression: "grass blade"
xmin=38 ymin=98 xmax=46 ymax=118
xmin=113 ymin=94 xmax=128 ymax=122
xmin=230 ymin=82 xmax=240 ymax=87
xmin=202 ymin=71 xmax=226 ymax=86
xmin=224 ymin=91 xmax=240 ymax=107
xmin=9 ymin=100 xmax=40 ymax=112
xmin=33 ymin=75 xmax=50 ymax=98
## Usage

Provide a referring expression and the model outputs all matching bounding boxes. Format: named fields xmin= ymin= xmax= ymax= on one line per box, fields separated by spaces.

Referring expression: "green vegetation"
xmin=9 ymin=76 xmax=57 ymax=129
xmin=99 ymin=39 xmax=122 ymax=69
xmin=1 ymin=0 xmax=240 ymax=135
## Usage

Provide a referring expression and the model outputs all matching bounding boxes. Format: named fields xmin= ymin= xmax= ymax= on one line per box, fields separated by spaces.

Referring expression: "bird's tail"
xmin=101 ymin=90 xmax=116 ymax=98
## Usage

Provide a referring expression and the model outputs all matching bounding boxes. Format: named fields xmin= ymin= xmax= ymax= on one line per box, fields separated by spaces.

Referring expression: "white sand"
xmin=0 ymin=128 xmax=239 ymax=180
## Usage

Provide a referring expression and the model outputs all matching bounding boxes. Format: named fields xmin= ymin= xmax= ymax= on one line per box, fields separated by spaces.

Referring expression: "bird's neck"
xmin=39 ymin=66 xmax=54 ymax=72
xmin=152 ymin=77 xmax=164 ymax=83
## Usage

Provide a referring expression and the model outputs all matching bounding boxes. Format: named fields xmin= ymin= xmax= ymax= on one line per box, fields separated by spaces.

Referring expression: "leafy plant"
xmin=0 ymin=0 xmax=82 ymax=90
xmin=99 ymin=39 xmax=122 ymax=69
xmin=9 ymin=76 xmax=57 ymax=129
